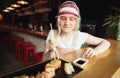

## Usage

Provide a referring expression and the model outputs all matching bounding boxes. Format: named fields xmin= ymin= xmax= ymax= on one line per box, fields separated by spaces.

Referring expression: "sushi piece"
xmin=45 ymin=63 xmax=55 ymax=68
xmin=68 ymin=63 xmax=75 ymax=72
xmin=41 ymin=71 xmax=52 ymax=78
xmin=64 ymin=63 xmax=75 ymax=75
xmin=45 ymin=63 xmax=55 ymax=77
xmin=64 ymin=63 xmax=72 ymax=75
xmin=50 ymin=59 xmax=61 ymax=69
xmin=36 ymin=72 xmax=41 ymax=78
xmin=56 ymin=59 xmax=61 ymax=68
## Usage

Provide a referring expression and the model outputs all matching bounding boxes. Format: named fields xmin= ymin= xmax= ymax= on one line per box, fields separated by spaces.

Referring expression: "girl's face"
xmin=57 ymin=14 xmax=77 ymax=33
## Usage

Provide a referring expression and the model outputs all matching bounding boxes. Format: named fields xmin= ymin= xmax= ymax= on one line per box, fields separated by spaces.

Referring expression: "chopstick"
xmin=50 ymin=23 xmax=53 ymax=30
xmin=54 ymin=47 xmax=60 ymax=59
xmin=50 ymin=23 xmax=60 ymax=60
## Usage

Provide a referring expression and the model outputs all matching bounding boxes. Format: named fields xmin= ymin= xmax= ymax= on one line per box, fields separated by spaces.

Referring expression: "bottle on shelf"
xmin=39 ymin=25 xmax=43 ymax=32
xmin=28 ymin=23 xmax=33 ymax=31
xmin=34 ymin=25 xmax=37 ymax=31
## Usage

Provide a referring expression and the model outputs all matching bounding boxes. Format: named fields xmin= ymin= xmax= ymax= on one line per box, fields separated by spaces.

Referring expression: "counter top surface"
xmin=1 ymin=25 xmax=120 ymax=78
xmin=0 ymin=25 xmax=48 ymax=39
xmin=61 ymin=39 xmax=120 ymax=78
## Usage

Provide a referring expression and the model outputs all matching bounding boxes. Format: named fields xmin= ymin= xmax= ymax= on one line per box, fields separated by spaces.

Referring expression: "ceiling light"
xmin=2 ymin=9 xmax=10 ymax=12
xmin=11 ymin=4 xmax=21 ymax=8
xmin=17 ymin=0 xmax=29 ymax=5
xmin=0 ymin=14 xmax=2 ymax=20
xmin=6 ymin=7 xmax=15 ymax=10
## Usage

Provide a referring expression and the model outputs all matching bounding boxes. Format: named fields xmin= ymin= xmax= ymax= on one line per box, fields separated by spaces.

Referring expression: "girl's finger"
xmin=84 ymin=47 xmax=91 ymax=55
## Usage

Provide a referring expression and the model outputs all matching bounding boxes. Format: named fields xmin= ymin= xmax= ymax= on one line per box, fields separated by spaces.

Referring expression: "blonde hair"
xmin=73 ymin=15 xmax=81 ymax=31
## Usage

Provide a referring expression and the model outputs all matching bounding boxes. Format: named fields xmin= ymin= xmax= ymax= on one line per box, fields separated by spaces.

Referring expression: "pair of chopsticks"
xmin=50 ymin=23 xmax=60 ymax=60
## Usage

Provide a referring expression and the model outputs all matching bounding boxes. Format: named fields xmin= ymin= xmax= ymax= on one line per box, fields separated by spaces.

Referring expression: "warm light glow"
xmin=0 ymin=14 xmax=2 ymax=20
xmin=2 ymin=9 xmax=10 ymax=12
xmin=11 ymin=4 xmax=21 ymax=8
xmin=6 ymin=7 xmax=15 ymax=10
xmin=17 ymin=0 xmax=29 ymax=5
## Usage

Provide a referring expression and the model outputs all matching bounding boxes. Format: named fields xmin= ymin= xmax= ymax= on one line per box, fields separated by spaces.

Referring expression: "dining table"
xmin=1 ymin=39 xmax=120 ymax=78
xmin=61 ymin=39 xmax=120 ymax=78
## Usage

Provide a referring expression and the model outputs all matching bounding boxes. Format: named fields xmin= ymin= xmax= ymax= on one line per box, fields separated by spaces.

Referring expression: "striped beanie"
xmin=58 ymin=1 xmax=80 ymax=17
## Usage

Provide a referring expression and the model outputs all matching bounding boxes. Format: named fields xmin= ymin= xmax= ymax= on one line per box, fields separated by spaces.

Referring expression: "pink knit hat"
xmin=58 ymin=1 xmax=80 ymax=17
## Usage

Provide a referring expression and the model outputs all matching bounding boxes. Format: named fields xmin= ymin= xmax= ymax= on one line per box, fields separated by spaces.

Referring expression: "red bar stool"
xmin=15 ymin=40 xmax=24 ymax=61
xmin=20 ymin=42 xmax=31 ymax=62
xmin=22 ymin=43 xmax=36 ymax=67
xmin=14 ymin=38 xmax=24 ymax=57
xmin=33 ymin=52 xmax=44 ymax=63
xmin=13 ymin=37 xmax=23 ymax=48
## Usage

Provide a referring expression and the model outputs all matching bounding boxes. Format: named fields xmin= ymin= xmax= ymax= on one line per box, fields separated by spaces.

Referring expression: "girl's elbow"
xmin=104 ymin=40 xmax=111 ymax=48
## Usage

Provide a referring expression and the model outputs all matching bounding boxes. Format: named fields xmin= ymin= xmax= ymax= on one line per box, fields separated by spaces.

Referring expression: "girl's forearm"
xmin=94 ymin=40 xmax=110 ymax=54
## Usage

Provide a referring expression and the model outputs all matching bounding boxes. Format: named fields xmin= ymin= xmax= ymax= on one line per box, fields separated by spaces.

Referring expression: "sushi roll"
xmin=45 ymin=63 xmax=55 ymax=77
xmin=45 ymin=63 xmax=55 ymax=68
xmin=56 ymin=59 xmax=61 ymax=68
xmin=41 ymin=71 xmax=52 ymax=78
xmin=50 ymin=59 xmax=61 ymax=69
xmin=36 ymin=72 xmax=41 ymax=78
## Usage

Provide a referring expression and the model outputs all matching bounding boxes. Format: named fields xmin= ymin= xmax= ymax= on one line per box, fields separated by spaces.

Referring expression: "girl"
xmin=42 ymin=1 xmax=110 ymax=62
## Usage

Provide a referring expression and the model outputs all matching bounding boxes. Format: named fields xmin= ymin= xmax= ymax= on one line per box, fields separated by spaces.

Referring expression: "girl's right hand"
xmin=48 ymin=39 xmax=59 ymax=51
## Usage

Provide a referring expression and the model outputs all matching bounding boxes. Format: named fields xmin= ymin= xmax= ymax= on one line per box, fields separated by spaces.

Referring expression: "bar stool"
xmin=15 ymin=40 xmax=24 ymax=61
xmin=22 ymin=43 xmax=36 ymax=66
xmin=20 ymin=42 xmax=31 ymax=62
xmin=13 ymin=37 xmax=23 ymax=48
xmin=14 ymin=37 xmax=24 ymax=57
xmin=33 ymin=52 xmax=44 ymax=63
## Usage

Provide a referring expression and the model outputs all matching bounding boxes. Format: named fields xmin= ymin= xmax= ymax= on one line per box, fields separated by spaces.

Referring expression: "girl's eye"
xmin=70 ymin=17 xmax=76 ymax=21
xmin=60 ymin=16 xmax=66 ymax=20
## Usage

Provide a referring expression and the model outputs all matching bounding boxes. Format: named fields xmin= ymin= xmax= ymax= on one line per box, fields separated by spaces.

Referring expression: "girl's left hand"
xmin=82 ymin=47 xmax=97 ymax=58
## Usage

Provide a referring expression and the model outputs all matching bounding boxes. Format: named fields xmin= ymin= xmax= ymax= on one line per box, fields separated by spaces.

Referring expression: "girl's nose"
xmin=65 ymin=18 xmax=70 ymax=25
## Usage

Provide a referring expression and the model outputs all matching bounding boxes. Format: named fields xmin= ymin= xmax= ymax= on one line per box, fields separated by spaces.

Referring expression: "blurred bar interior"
xmin=0 ymin=0 xmax=120 ymax=76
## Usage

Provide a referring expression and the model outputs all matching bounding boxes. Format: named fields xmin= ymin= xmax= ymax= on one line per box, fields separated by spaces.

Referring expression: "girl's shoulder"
xmin=73 ymin=31 xmax=89 ymax=40
xmin=48 ymin=29 xmax=58 ymax=35
xmin=72 ymin=31 xmax=81 ymax=36
xmin=53 ymin=30 xmax=59 ymax=40
xmin=77 ymin=31 xmax=89 ymax=36
xmin=46 ymin=30 xmax=59 ymax=42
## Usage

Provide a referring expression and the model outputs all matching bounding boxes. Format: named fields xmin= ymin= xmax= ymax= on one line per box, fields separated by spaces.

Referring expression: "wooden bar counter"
xmin=1 ymin=25 xmax=120 ymax=78
xmin=0 ymin=24 xmax=48 ymax=39
xmin=61 ymin=39 xmax=120 ymax=78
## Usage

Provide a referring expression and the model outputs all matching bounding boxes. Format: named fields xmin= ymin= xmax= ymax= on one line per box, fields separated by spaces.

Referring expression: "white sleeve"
xmin=46 ymin=30 xmax=54 ymax=43
xmin=78 ymin=31 xmax=89 ymax=45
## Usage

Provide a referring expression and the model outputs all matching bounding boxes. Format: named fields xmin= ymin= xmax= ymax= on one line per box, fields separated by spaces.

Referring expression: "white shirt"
xmin=46 ymin=30 xmax=88 ymax=50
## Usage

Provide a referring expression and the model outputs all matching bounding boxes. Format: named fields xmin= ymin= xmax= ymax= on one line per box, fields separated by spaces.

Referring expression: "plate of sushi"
xmin=1 ymin=58 xmax=83 ymax=78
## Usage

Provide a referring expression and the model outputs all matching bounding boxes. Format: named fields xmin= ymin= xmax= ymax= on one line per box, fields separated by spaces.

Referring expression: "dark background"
xmin=50 ymin=0 xmax=120 ymax=38
xmin=0 ymin=0 xmax=120 ymax=38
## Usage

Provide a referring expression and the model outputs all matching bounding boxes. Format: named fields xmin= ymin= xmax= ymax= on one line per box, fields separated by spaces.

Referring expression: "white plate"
xmin=72 ymin=58 xmax=88 ymax=68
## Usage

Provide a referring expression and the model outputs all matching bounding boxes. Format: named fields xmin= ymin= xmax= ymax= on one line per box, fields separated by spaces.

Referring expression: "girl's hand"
xmin=48 ymin=39 xmax=59 ymax=51
xmin=47 ymin=39 xmax=60 ymax=59
xmin=82 ymin=47 xmax=97 ymax=58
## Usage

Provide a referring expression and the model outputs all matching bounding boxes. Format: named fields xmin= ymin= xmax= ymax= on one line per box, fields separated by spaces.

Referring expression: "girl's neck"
xmin=60 ymin=31 xmax=73 ymax=41
xmin=60 ymin=31 xmax=72 ymax=36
